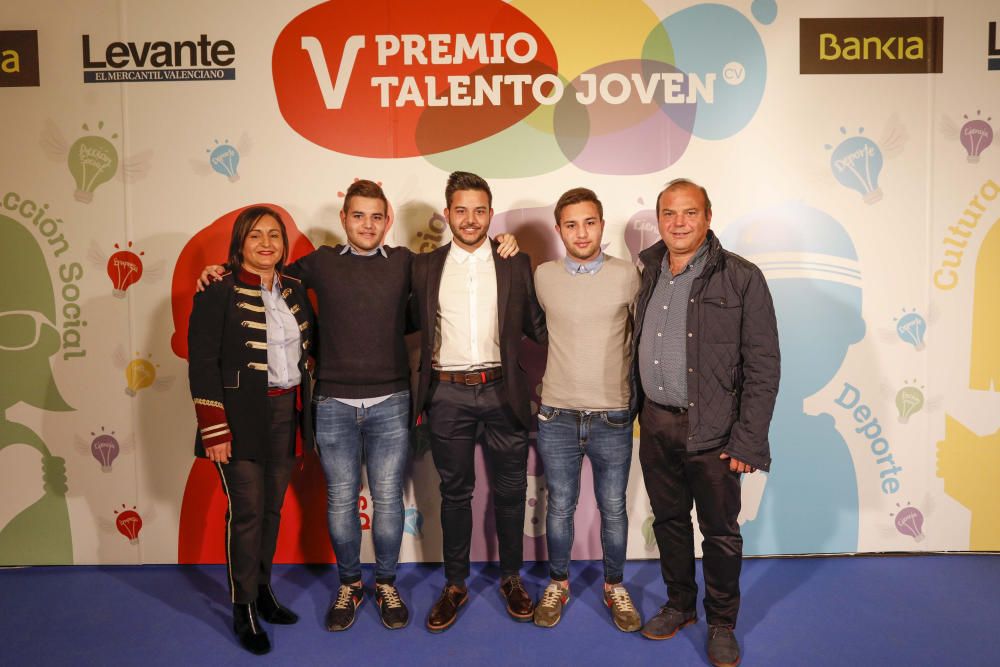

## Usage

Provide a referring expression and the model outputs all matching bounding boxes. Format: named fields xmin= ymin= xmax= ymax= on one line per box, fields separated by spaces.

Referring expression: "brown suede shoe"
xmin=500 ymin=575 xmax=534 ymax=621
xmin=426 ymin=585 xmax=468 ymax=633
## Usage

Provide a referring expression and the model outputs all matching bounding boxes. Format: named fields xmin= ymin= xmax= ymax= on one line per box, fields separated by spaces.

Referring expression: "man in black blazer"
xmin=411 ymin=171 xmax=546 ymax=632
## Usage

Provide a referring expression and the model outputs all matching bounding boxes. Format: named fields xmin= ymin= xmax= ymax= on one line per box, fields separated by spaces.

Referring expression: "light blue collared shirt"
xmin=340 ymin=244 xmax=389 ymax=258
xmin=564 ymin=251 xmax=606 ymax=276
xmin=261 ymin=275 xmax=302 ymax=389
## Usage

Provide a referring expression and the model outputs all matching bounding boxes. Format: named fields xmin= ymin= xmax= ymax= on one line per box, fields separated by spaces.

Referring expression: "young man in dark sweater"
xmin=197 ymin=181 xmax=518 ymax=633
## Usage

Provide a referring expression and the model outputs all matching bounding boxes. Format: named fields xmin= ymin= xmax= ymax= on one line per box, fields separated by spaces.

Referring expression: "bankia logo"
xmin=989 ymin=22 xmax=1000 ymax=71
xmin=82 ymin=34 xmax=235 ymax=83
xmin=800 ymin=17 xmax=943 ymax=74
xmin=1 ymin=30 xmax=40 ymax=87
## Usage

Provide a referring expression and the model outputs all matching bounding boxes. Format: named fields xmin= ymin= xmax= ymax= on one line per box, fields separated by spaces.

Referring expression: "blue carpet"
xmin=1 ymin=556 xmax=997 ymax=666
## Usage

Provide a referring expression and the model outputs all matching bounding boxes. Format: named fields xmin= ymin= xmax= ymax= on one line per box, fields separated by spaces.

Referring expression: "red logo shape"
xmin=114 ymin=505 xmax=143 ymax=544
xmin=107 ymin=242 xmax=144 ymax=298
xmin=272 ymin=0 xmax=557 ymax=157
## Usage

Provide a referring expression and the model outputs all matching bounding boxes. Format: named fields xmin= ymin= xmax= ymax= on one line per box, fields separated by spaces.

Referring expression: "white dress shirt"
xmin=434 ymin=242 xmax=501 ymax=370
xmin=260 ymin=276 xmax=302 ymax=389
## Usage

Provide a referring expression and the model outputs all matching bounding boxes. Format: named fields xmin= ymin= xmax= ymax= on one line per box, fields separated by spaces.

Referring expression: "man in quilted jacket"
xmin=630 ymin=178 xmax=779 ymax=667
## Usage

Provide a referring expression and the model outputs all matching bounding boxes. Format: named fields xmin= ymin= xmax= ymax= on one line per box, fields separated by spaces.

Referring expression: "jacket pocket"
xmin=701 ymin=296 xmax=741 ymax=344
xmin=222 ymin=369 xmax=240 ymax=389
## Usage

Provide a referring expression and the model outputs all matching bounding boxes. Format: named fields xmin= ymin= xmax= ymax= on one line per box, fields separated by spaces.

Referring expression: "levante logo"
xmin=81 ymin=34 xmax=236 ymax=83
xmin=800 ymin=17 xmax=943 ymax=74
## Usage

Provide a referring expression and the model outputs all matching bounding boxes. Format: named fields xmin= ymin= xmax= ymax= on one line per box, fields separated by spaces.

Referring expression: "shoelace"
xmin=540 ymin=584 xmax=566 ymax=609
xmin=505 ymin=576 xmax=526 ymax=593
xmin=709 ymin=625 xmax=735 ymax=639
xmin=376 ymin=584 xmax=403 ymax=609
xmin=608 ymin=586 xmax=635 ymax=612
xmin=333 ymin=585 xmax=358 ymax=610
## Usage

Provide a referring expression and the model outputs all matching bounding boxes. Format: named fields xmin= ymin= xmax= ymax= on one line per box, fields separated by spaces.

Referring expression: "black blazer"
xmin=188 ymin=268 xmax=315 ymax=459
xmin=411 ymin=240 xmax=546 ymax=430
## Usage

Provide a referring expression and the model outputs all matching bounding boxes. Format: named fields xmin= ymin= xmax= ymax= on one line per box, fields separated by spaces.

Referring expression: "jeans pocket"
xmin=537 ymin=405 xmax=559 ymax=423
xmin=313 ymin=394 xmax=334 ymax=405
xmin=600 ymin=410 xmax=632 ymax=427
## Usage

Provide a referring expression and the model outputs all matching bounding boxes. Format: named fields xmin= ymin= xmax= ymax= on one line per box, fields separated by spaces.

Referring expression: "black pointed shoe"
xmin=233 ymin=602 xmax=271 ymax=655
xmin=256 ymin=584 xmax=299 ymax=624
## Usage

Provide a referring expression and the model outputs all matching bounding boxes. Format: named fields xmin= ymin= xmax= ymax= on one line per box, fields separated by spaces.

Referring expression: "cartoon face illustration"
xmin=937 ymin=416 xmax=1000 ymax=549
xmin=722 ymin=202 xmax=864 ymax=554
xmin=0 ymin=215 xmax=71 ymax=414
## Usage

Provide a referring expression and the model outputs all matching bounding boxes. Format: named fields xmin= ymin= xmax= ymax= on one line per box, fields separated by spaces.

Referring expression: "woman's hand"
xmin=205 ymin=441 xmax=232 ymax=464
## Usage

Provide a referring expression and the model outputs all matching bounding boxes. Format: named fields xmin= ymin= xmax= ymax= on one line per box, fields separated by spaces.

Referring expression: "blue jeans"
xmin=314 ymin=391 xmax=410 ymax=584
xmin=536 ymin=404 xmax=633 ymax=584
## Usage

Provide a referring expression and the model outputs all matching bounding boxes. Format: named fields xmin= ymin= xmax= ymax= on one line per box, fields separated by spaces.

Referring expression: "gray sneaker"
xmin=707 ymin=624 xmax=741 ymax=667
xmin=640 ymin=606 xmax=697 ymax=640
xmin=533 ymin=582 xmax=569 ymax=628
xmin=603 ymin=585 xmax=642 ymax=632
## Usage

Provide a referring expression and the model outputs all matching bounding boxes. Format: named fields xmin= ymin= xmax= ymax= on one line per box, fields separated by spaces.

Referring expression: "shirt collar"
xmin=563 ymin=251 xmax=605 ymax=276
xmin=449 ymin=241 xmax=493 ymax=264
xmin=237 ymin=267 xmax=282 ymax=290
xmin=663 ymin=239 xmax=709 ymax=275
xmin=340 ymin=244 xmax=388 ymax=258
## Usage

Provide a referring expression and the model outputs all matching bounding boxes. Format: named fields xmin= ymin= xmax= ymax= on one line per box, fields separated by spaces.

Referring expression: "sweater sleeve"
xmin=187 ymin=281 xmax=231 ymax=450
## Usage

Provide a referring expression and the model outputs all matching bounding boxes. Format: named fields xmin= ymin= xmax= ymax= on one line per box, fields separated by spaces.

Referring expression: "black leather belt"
xmin=648 ymin=398 xmax=687 ymax=414
xmin=436 ymin=367 xmax=503 ymax=385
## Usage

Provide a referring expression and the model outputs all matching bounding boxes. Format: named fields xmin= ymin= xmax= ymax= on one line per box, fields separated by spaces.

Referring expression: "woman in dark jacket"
xmin=187 ymin=205 xmax=315 ymax=655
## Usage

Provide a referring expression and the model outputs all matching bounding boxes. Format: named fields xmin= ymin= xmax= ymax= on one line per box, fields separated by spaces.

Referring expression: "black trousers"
xmin=638 ymin=399 xmax=743 ymax=626
xmin=216 ymin=391 xmax=296 ymax=604
xmin=427 ymin=378 xmax=528 ymax=585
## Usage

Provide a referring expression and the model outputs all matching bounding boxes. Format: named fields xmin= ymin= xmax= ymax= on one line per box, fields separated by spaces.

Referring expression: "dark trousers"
xmin=216 ymin=391 xmax=296 ymax=604
xmin=427 ymin=378 xmax=528 ymax=585
xmin=638 ymin=399 xmax=743 ymax=626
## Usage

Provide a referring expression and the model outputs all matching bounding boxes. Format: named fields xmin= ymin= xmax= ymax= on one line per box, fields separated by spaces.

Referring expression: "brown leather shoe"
xmin=426 ymin=585 xmax=468 ymax=633
xmin=500 ymin=575 xmax=534 ymax=621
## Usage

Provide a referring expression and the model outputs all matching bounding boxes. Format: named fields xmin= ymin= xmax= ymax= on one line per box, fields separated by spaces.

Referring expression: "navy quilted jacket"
xmin=629 ymin=231 xmax=779 ymax=471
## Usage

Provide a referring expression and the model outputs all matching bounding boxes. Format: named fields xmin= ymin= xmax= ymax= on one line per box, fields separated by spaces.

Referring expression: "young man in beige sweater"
xmin=532 ymin=188 xmax=641 ymax=632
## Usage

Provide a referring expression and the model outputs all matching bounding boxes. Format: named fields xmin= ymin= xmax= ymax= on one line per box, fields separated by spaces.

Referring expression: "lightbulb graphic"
xmin=90 ymin=427 xmax=120 ymax=472
xmin=106 ymin=241 xmax=145 ymax=298
xmin=67 ymin=122 xmax=119 ymax=203
xmin=891 ymin=504 xmax=925 ymax=542
xmin=641 ymin=513 xmax=656 ymax=550
xmin=125 ymin=355 xmax=157 ymax=396
xmin=114 ymin=505 xmax=143 ymax=545
xmin=403 ymin=507 xmax=423 ymax=537
xmin=960 ymin=111 xmax=994 ymax=163
xmin=895 ymin=384 xmax=925 ymax=424
xmin=826 ymin=127 xmax=884 ymax=204
xmin=207 ymin=139 xmax=240 ymax=182
xmin=894 ymin=309 xmax=927 ymax=351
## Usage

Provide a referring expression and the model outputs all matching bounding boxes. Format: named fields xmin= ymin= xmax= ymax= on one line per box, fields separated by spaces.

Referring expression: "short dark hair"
xmin=445 ymin=171 xmax=492 ymax=209
xmin=343 ymin=179 xmax=388 ymax=215
xmin=554 ymin=187 xmax=603 ymax=225
xmin=227 ymin=205 xmax=289 ymax=272
xmin=655 ymin=178 xmax=712 ymax=214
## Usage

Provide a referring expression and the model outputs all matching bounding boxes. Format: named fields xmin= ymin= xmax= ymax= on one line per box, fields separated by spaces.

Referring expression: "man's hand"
xmin=720 ymin=452 xmax=756 ymax=474
xmin=205 ymin=441 xmax=232 ymax=464
xmin=495 ymin=233 xmax=519 ymax=258
xmin=195 ymin=265 xmax=226 ymax=292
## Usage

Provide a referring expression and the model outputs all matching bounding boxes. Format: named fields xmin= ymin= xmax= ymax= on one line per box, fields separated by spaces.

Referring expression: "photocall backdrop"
xmin=2 ymin=0 xmax=998 ymax=566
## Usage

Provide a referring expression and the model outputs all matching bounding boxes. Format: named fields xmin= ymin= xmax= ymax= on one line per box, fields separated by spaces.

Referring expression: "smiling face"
xmin=557 ymin=201 xmax=604 ymax=263
xmin=340 ymin=195 xmax=387 ymax=252
xmin=445 ymin=189 xmax=492 ymax=251
xmin=241 ymin=214 xmax=284 ymax=275
xmin=657 ymin=184 xmax=712 ymax=264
